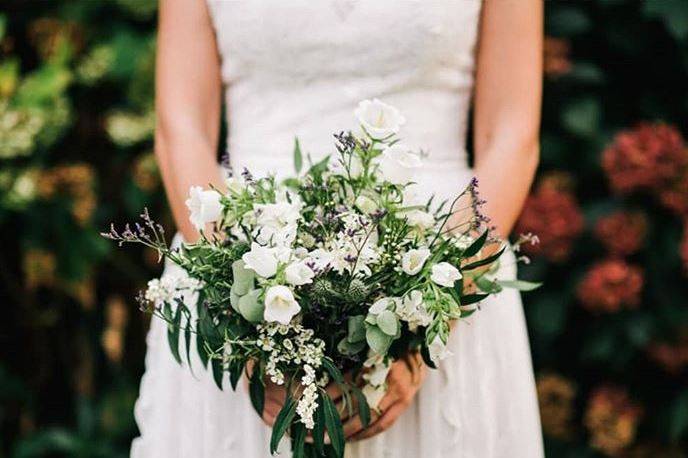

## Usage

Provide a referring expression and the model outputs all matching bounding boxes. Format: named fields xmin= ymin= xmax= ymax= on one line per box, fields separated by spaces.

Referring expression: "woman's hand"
xmin=344 ymin=352 xmax=426 ymax=441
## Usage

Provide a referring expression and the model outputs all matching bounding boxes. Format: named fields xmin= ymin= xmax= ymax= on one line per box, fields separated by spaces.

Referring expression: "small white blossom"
xmin=429 ymin=335 xmax=452 ymax=365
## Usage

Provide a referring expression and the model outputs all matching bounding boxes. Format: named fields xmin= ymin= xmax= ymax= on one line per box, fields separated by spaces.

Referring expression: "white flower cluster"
xmin=144 ymin=275 xmax=202 ymax=306
xmin=256 ymin=322 xmax=326 ymax=429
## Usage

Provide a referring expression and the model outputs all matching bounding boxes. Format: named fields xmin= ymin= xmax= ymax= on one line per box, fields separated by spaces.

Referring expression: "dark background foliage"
xmin=1 ymin=1 xmax=687 ymax=457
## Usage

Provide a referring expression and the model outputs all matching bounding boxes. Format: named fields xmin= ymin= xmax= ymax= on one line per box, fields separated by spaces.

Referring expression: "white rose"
xmin=264 ymin=285 xmax=301 ymax=325
xmin=362 ymin=383 xmax=387 ymax=409
xmin=379 ymin=144 xmax=422 ymax=185
xmin=401 ymin=248 xmax=431 ymax=275
xmin=354 ymin=99 xmax=406 ymax=139
xmin=242 ymin=242 xmax=279 ymax=278
xmin=429 ymin=335 xmax=452 ymax=365
xmin=430 ymin=262 xmax=462 ymax=287
xmin=185 ymin=186 xmax=223 ymax=230
xmin=285 ymin=261 xmax=315 ymax=286
xmin=355 ymin=195 xmax=378 ymax=214
xmin=405 ymin=210 xmax=435 ymax=230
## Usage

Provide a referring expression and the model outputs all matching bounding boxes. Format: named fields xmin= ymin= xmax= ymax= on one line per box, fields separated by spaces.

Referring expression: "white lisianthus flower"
xmin=405 ymin=210 xmax=435 ymax=230
xmin=355 ymin=195 xmax=378 ymax=214
xmin=185 ymin=186 xmax=223 ymax=230
xmin=264 ymin=285 xmax=301 ymax=325
xmin=379 ymin=144 xmax=422 ymax=185
xmin=242 ymin=242 xmax=279 ymax=278
xmin=285 ymin=260 xmax=315 ymax=286
xmin=429 ymin=335 xmax=452 ymax=365
xmin=401 ymin=248 xmax=431 ymax=275
xmin=430 ymin=262 xmax=462 ymax=287
xmin=362 ymin=384 xmax=387 ymax=409
xmin=354 ymin=99 xmax=406 ymax=139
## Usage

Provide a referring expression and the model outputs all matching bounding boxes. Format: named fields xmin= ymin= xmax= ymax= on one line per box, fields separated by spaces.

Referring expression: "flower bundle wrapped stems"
xmin=105 ymin=100 xmax=539 ymax=457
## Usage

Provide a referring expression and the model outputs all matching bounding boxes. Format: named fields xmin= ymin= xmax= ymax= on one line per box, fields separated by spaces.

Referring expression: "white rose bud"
xmin=185 ymin=186 xmax=223 ymax=231
xmin=401 ymin=248 xmax=431 ymax=275
xmin=430 ymin=262 xmax=462 ymax=287
xmin=379 ymin=144 xmax=422 ymax=185
xmin=429 ymin=335 xmax=452 ymax=365
xmin=285 ymin=261 xmax=315 ymax=286
xmin=355 ymin=195 xmax=378 ymax=214
xmin=354 ymin=99 xmax=406 ymax=139
xmin=264 ymin=285 xmax=301 ymax=325
xmin=242 ymin=242 xmax=279 ymax=278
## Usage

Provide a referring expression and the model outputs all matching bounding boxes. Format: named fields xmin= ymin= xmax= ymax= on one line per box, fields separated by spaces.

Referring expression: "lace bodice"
xmin=206 ymin=0 xmax=482 ymax=198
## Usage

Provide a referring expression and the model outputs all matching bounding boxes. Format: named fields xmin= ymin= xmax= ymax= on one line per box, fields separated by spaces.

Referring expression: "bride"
xmin=131 ymin=1 xmax=544 ymax=457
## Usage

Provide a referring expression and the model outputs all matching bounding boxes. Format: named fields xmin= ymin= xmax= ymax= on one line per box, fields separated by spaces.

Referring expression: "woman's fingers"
xmin=350 ymin=401 xmax=406 ymax=441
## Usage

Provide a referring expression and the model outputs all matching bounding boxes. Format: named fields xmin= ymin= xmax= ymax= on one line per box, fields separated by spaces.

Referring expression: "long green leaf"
xmin=321 ymin=391 xmax=344 ymax=457
xmin=312 ymin=400 xmax=325 ymax=455
xmin=166 ymin=304 xmax=182 ymax=364
xmin=496 ymin=280 xmax=542 ymax=291
xmin=321 ymin=358 xmax=345 ymax=385
xmin=459 ymin=293 xmax=489 ymax=305
xmin=291 ymin=423 xmax=306 ymax=458
xmin=293 ymin=137 xmax=303 ymax=174
xmin=351 ymin=387 xmax=371 ymax=428
xmin=249 ymin=367 xmax=264 ymax=416
xmin=462 ymin=230 xmax=488 ymax=258
xmin=211 ymin=358 xmax=223 ymax=390
xmin=462 ymin=246 xmax=505 ymax=271
xmin=270 ymin=395 xmax=296 ymax=454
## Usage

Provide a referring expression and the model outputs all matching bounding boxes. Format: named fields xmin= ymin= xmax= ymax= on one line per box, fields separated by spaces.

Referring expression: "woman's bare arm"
xmin=156 ymin=0 xmax=223 ymax=242
xmin=472 ymin=0 xmax=543 ymax=238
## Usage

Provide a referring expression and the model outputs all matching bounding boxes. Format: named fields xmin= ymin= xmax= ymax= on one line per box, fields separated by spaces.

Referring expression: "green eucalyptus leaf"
xmin=459 ymin=293 xmax=489 ymax=306
xmin=347 ymin=315 xmax=366 ymax=343
xmin=337 ymin=337 xmax=366 ymax=356
xmin=376 ymin=310 xmax=398 ymax=336
xmin=231 ymin=259 xmax=255 ymax=296
xmin=291 ymin=422 xmax=306 ymax=458
xmin=313 ymin=400 xmax=326 ymax=455
xmin=366 ymin=325 xmax=393 ymax=355
xmin=238 ymin=289 xmax=264 ymax=323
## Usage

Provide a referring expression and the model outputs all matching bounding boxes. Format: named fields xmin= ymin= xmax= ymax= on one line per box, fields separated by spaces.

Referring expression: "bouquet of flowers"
xmin=104 ymin=100 xmax=539 ymax=458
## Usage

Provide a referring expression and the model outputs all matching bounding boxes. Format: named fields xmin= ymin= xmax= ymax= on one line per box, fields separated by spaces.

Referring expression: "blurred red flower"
xmin=515 ymin=174 xmax=584 ymax=262
xmin=584 ymin=386 xmax=642 ymax=457
xmin=658 ymin=171 xmax=688 ymax=217
xmin=594 ymin=211 xmax=647 ymax=256
xmin=577 ymin=259 xmax=643 ymax=313
xmin=602 ymin=123 xmax=687 ymax=194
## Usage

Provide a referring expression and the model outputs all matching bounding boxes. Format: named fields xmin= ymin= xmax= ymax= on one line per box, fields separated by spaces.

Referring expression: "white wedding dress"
xmin=131 ymin=1 xmax=544 ymax=457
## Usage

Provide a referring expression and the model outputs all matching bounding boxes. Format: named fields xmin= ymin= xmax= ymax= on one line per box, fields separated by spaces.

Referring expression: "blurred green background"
xmin=1 ymin=1 xmax=688 ymax=457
